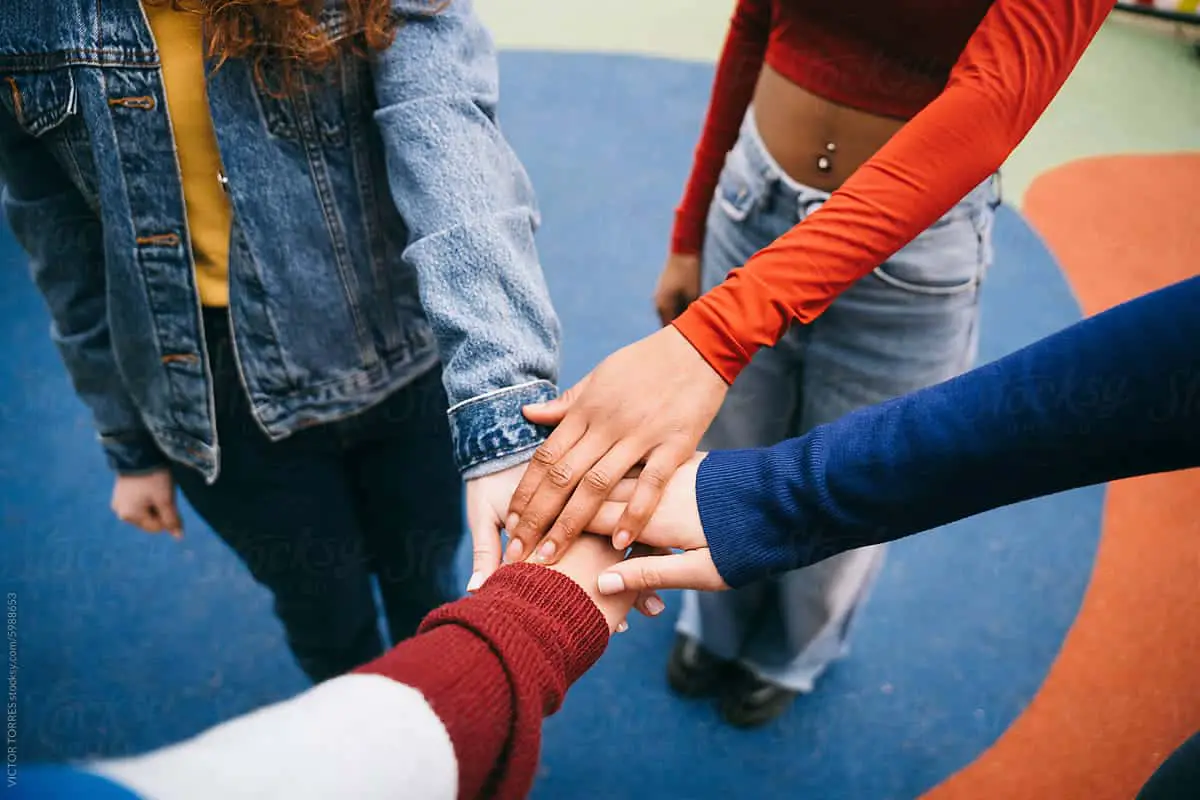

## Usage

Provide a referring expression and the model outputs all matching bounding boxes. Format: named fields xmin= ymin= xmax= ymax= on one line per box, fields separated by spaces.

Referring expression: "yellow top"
xmin=144 ymin=3 xmax=231 ymax=307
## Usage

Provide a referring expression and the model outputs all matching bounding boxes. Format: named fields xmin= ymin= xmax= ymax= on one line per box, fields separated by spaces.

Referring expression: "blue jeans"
xmin=171 ymin=309 xmax=464 ymax=684
xmin=677 ymin=110 xmax=999 ymax=692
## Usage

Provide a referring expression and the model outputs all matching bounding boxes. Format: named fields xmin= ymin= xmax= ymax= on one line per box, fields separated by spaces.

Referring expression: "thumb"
xmin=596 ymin=549 xmax=726 ymax=594
xmin=466 ymin=504 xmax=503 ymax=593
xmin=522 ymin=372 xmax=592 ymax=426
xmin=158 ymin=495 xmax=185 ymax=540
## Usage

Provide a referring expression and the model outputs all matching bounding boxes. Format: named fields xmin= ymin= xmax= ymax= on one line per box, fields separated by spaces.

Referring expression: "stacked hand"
xmin=586 ymin=454 xmax=728 ymax=595
xmin=466 ymin=464 xmax=670 ymax=620
xmin=499 ymin=325 xmax=726 ymax=565
xmin=463 ymin=253 xmax=727 ymax=612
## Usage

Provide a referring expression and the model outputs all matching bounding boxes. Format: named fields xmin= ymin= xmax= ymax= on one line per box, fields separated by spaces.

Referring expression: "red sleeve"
xmin=672 ymin=0 xmax=1116 ymax=383
xmin=670 ymin=0 xmax=772 ymax=255
xmin=353 ymin=564 xmax=609 ymax=800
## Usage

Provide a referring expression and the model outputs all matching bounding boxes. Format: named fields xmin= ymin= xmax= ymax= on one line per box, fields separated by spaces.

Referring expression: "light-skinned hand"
xmin=111 ymin=469 xmax=184 ymax=539
xmin=464 ymin=462 xmax=669 ymax=620
xmin=464 ymin=464 xmax=525 ymax=591
xmin=538 ymin=533 xmax=645 ymax=633
xmin=586 ymin=454 xmax=730 ymax=595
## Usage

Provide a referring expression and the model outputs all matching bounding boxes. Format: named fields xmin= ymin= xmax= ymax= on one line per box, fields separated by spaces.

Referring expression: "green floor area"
xmin=1005 ymin=17 xmax=1200 ymax=205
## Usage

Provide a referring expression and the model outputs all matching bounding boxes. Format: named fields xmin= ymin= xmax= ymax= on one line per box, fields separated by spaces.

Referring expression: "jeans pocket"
xmin=873 ymin=199 xmax=995 ymax=296
xmin=715 ymin=143 xmax=767 ymax=223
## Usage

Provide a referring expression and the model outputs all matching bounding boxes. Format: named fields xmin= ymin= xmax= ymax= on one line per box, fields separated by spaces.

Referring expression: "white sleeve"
xmin=88 ymin=674 xmax=458 ymax=800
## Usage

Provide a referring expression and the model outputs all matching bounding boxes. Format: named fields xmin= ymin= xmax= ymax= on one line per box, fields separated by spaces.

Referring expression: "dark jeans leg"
xmin=1138 ymin=730 xmax=1200 ymax=800
xmin=340 ymin=366 xmax=464 ymax=644
xmin=171 ymin=310 xmax=383 ymax=684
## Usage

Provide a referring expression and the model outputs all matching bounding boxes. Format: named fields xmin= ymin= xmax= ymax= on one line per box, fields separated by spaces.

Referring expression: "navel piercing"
xmin=816 ymin=141 xmax=836 ymax=173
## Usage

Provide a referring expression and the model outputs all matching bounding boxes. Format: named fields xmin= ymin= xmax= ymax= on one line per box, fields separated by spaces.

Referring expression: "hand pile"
xmin=464 ymin=323 xmax=733 ymax=627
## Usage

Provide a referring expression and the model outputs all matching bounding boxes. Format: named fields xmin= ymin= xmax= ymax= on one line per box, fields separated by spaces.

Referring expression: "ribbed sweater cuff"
xmin=433 ymin=564 xmax=611 ymax=690
xmin=697 ymin=442 xmax=820 ymax=588
xmin=357 ymin=565 xmax=609 ymax=799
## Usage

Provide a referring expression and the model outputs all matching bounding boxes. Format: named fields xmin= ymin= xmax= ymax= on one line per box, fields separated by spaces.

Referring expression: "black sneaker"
xmin=666 ymin=635 xmax=733 ymax=698
xmin=719 ymin=665 xmax=799 ymax=728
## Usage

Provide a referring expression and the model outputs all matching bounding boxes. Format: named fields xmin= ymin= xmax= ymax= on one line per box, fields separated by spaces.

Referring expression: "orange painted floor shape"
xmin=926 ymin=153 xmax=1200 ymax=799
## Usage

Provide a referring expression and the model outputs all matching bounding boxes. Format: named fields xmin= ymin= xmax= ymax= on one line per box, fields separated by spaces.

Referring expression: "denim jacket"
xmin=0 ymin=0 xmax=560 ymax=482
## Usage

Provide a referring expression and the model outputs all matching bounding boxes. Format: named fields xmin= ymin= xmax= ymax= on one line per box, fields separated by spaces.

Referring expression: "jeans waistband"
xmin=739 ymin=107 xmax=999 ymax=215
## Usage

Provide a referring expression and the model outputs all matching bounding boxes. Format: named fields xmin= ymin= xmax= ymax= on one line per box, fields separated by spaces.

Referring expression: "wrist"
xmin=539 ymin=535 xmax=631 ymax=631
xmin=671 ymin=301 xmax=746 ymax=386
xmin=100 ymin=430 xmax=169 ymax=475
xmin=456 ymin=564 xmax=612 ymax=680
xmin=450 ymin=380 xmax=558 ymax=479
xmin=672 ymin=204 xmax=707 ymax=256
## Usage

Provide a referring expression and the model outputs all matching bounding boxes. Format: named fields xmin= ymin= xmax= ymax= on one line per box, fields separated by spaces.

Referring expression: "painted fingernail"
xmin=615 ymin=531 xmax=633 ymax=549
xmin=505 ymin=513 xmax=519 ymax=533
xmin=597 ymin=572 xmax=625 ymax=595
xmin=466 ymin=572 xmax=484 ymax=592
xmin=616 ymin=621 xmax=629 ymax=633
xmin=531 ymin=540 xmax=556 ymax=564
xmin=504 ymin=539 xmax=523 ymax=563
xmin=644 ymin=595 xmax=666 ymax=616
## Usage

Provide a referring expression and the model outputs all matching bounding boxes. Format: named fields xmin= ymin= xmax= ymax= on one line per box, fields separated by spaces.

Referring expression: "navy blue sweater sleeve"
xmin=698 ymin=276 xmax=1200 ymax=588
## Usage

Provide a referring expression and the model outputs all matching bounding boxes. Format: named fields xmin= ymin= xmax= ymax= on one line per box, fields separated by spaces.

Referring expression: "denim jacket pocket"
xmin=715 ymin=144 xmax=767 ymax=223
xmin=250 ymin=9 xmax=360 ymax=148
xmin=1 ymin=67 xmax=99 ymax=203
xmin=2 ymin=68 xmax=76 ymax=138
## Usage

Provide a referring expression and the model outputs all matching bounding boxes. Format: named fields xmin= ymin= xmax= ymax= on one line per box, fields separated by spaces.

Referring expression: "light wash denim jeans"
xmin=677 ymin=109 xmax=1000 ymax=692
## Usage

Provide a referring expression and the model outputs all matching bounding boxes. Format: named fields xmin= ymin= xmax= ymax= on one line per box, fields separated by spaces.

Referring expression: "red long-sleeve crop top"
xmin=670 ymin=0 xmax=1116 ymax=383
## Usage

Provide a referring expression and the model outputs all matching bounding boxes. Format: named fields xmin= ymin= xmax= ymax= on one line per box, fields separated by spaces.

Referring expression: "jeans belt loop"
xmin=800 ymin=194 xmax=826 ymax=221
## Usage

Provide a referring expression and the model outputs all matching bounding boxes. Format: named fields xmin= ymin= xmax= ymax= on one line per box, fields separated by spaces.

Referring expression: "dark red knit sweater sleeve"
xmin=673 ymin=0 xmax=1115 ymax=384
xmin=670 ymin=0 xmax=772 ymax=255
xmin=353 ymin=564 xmax=609 ymax=800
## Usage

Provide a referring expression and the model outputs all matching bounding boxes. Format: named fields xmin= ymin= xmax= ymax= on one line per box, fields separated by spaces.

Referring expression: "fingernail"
xmin=616 ymin=621 xmax=629 ymax=634
xmin=614 ymin=531 xmax=631 ymax=549
xmin=505 ymin=513 xmax=518 ymax=533
xmin=504 ymin=539 xmax=523 ymax=563
xmin=531 ymin=540 xmax=555 ymax=564
xmin=466 ymin=572 xmax=484 ymax=592
xmin=597 ymin=572 xmax=625 ymax=595
xmin=644 ymin=595 xmax=666 ymax=616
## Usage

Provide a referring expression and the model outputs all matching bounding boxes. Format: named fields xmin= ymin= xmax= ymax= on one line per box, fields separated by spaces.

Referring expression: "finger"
xmin=633 ymin=590 xmax=666 ymax=618
xmin=521 ymin=373 xmax=592 ymax=427
xmin=157 ymin=498 xmax=185 ymax=540
xmin=596 ymin=549 xmax=725 ymax=594
xmin=655 ymin=291 xmax=689 ymax=328
xmin=466 ymin=504 xmax=503 ymax=593
xmin=583 ymin=500 xmax=623 ymax=536
xmin=584 ymin=500 xmax=675 ymax=551
xmin=655 ymin=295 xmax=674 ymax=328
xmin=606 ymin=476 xmax=638 ymax=504
xmin=118 ymin=507 xmax=164 ymax=535
xmin=526 ymin=440 xmax=644 ymax=566
xmin=507 ymin=431 xmax=613 ymax=564
xmin=612 ymin=445 xmax=688 ymax=550
xmin=503 ymin=420 xmax=589 ymax=562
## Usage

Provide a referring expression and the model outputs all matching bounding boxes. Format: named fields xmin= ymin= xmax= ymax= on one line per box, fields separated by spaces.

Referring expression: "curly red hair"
xmin=148 ymin=1 xmax=436 ymax=90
